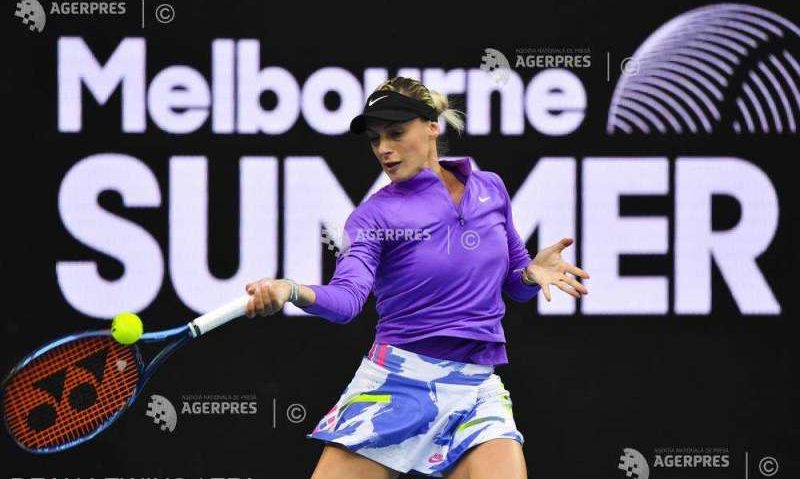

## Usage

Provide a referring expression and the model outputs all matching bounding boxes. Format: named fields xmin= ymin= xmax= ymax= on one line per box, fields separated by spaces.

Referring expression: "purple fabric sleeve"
xmin=298 ymin=211 xmax=382 ymax=323
xmin=492 ymin=173 xmax=541 ymax=302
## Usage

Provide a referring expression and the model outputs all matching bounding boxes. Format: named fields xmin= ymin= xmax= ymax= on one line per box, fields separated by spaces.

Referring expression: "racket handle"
xmin=188 ymin=294 xmax=250 ymax=337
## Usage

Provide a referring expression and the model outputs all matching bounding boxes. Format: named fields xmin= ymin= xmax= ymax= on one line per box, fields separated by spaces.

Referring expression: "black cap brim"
xmin=349 ymin=110 xmax=420 ymax=135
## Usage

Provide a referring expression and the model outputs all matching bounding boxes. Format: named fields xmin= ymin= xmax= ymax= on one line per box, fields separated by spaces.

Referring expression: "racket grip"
xmin=188 ymin=294 xmax=250 ymax=337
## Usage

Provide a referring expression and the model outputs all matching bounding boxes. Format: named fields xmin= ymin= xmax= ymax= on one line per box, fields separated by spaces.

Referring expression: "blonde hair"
xmin=373 ymin=77 xmax=465 ymax=153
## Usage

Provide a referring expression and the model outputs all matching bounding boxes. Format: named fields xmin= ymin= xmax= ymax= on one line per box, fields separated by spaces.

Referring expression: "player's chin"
xmin=384 ymin=163 xmax=407 ymax=179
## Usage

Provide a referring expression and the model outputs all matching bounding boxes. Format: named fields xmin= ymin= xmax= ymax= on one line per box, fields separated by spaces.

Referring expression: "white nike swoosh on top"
xmin=479 ymin=196 xmax=490 ymax=203
xmin=368 ymin=95 xmax=388 ymax=106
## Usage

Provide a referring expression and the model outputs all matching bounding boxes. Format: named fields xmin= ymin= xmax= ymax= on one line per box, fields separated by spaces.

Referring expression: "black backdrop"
xmin=2 ymin=1 xmax=798 ymax=478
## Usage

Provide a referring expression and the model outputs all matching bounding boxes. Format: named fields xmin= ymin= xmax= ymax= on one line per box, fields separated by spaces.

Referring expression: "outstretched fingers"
xmin=564 ymin=262 xmax=590 ymax=280
xmin=541 ymin=282 xmax=552 ymax=302
xmin=553 ymin=237 xmax=574 ymax=252
xmin=554 ymin=279 xmax=581 ymax=299
xmin=562 ymin=273 xmax=588 ymax=295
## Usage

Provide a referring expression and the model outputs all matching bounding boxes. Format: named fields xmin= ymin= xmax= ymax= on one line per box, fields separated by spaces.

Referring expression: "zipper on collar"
xmin=436 ymin=175 xmax=469 ymax=226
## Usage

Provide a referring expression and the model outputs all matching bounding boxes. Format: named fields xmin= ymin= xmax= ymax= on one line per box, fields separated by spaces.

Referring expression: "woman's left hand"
xmin=524 ymin=237 xmax=590 ymax=302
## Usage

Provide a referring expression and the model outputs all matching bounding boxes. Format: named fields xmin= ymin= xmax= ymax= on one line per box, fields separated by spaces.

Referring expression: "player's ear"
xmin=427 ymin=119 xmax=440 ymax=138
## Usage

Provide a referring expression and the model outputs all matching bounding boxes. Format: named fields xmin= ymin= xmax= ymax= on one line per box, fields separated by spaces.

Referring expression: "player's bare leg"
xmin=445 ymin=438 xmax=527 ymax=479
xmin=310 ymin=444 xmax=400 ymax=479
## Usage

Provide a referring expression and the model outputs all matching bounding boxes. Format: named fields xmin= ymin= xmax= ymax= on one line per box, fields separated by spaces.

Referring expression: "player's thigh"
xmin=310 ymin=443 xmax=400 ymax=479
xmin=445 ymin=438 xmax=527 ymax=479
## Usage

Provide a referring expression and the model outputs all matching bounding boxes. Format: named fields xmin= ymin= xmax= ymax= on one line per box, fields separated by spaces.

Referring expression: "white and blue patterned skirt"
xmin=307 ymin=342 xmax=524 ymax=476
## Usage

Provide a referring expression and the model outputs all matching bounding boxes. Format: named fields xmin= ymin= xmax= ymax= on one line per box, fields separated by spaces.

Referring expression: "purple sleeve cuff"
xmin=503 ymin=268 xmax=541 ymax=302
xmin=296 ymin=284 xmax=355 ymax=323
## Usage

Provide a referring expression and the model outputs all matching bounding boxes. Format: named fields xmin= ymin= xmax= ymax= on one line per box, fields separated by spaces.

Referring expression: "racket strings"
xmin=3 ymin=336 xmax=140 ymax=451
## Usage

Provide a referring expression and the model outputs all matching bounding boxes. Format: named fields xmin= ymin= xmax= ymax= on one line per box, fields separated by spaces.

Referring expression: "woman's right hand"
xmin=244 ymin=278 xmax=291 ymax=318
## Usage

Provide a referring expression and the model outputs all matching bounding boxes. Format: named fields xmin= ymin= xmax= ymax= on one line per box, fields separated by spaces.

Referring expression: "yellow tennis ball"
xmin=111 ymin=312 xmax=143 ymax=345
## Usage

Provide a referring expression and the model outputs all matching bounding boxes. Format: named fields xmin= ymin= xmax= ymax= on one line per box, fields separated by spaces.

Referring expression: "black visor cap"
xmin=350 ymin=90 xmax=439 ymax=135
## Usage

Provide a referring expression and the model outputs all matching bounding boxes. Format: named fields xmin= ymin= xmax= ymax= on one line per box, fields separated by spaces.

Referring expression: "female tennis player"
xmin=244 ymin=77 xmax=589 ymax=478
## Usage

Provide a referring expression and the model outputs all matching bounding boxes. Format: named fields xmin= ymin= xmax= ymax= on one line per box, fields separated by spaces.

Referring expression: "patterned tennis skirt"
xmin=306 ymin=341 xmax=524 ymax=476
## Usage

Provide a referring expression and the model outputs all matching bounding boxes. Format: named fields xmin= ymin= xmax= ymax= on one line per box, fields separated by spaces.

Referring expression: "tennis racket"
xmin=1 ymin=294 xmax=251 ymax=453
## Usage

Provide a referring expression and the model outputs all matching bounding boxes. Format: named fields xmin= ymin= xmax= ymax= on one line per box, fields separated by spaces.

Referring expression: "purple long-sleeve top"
xmin=298 ymin=157 xmax=540 ymax=365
